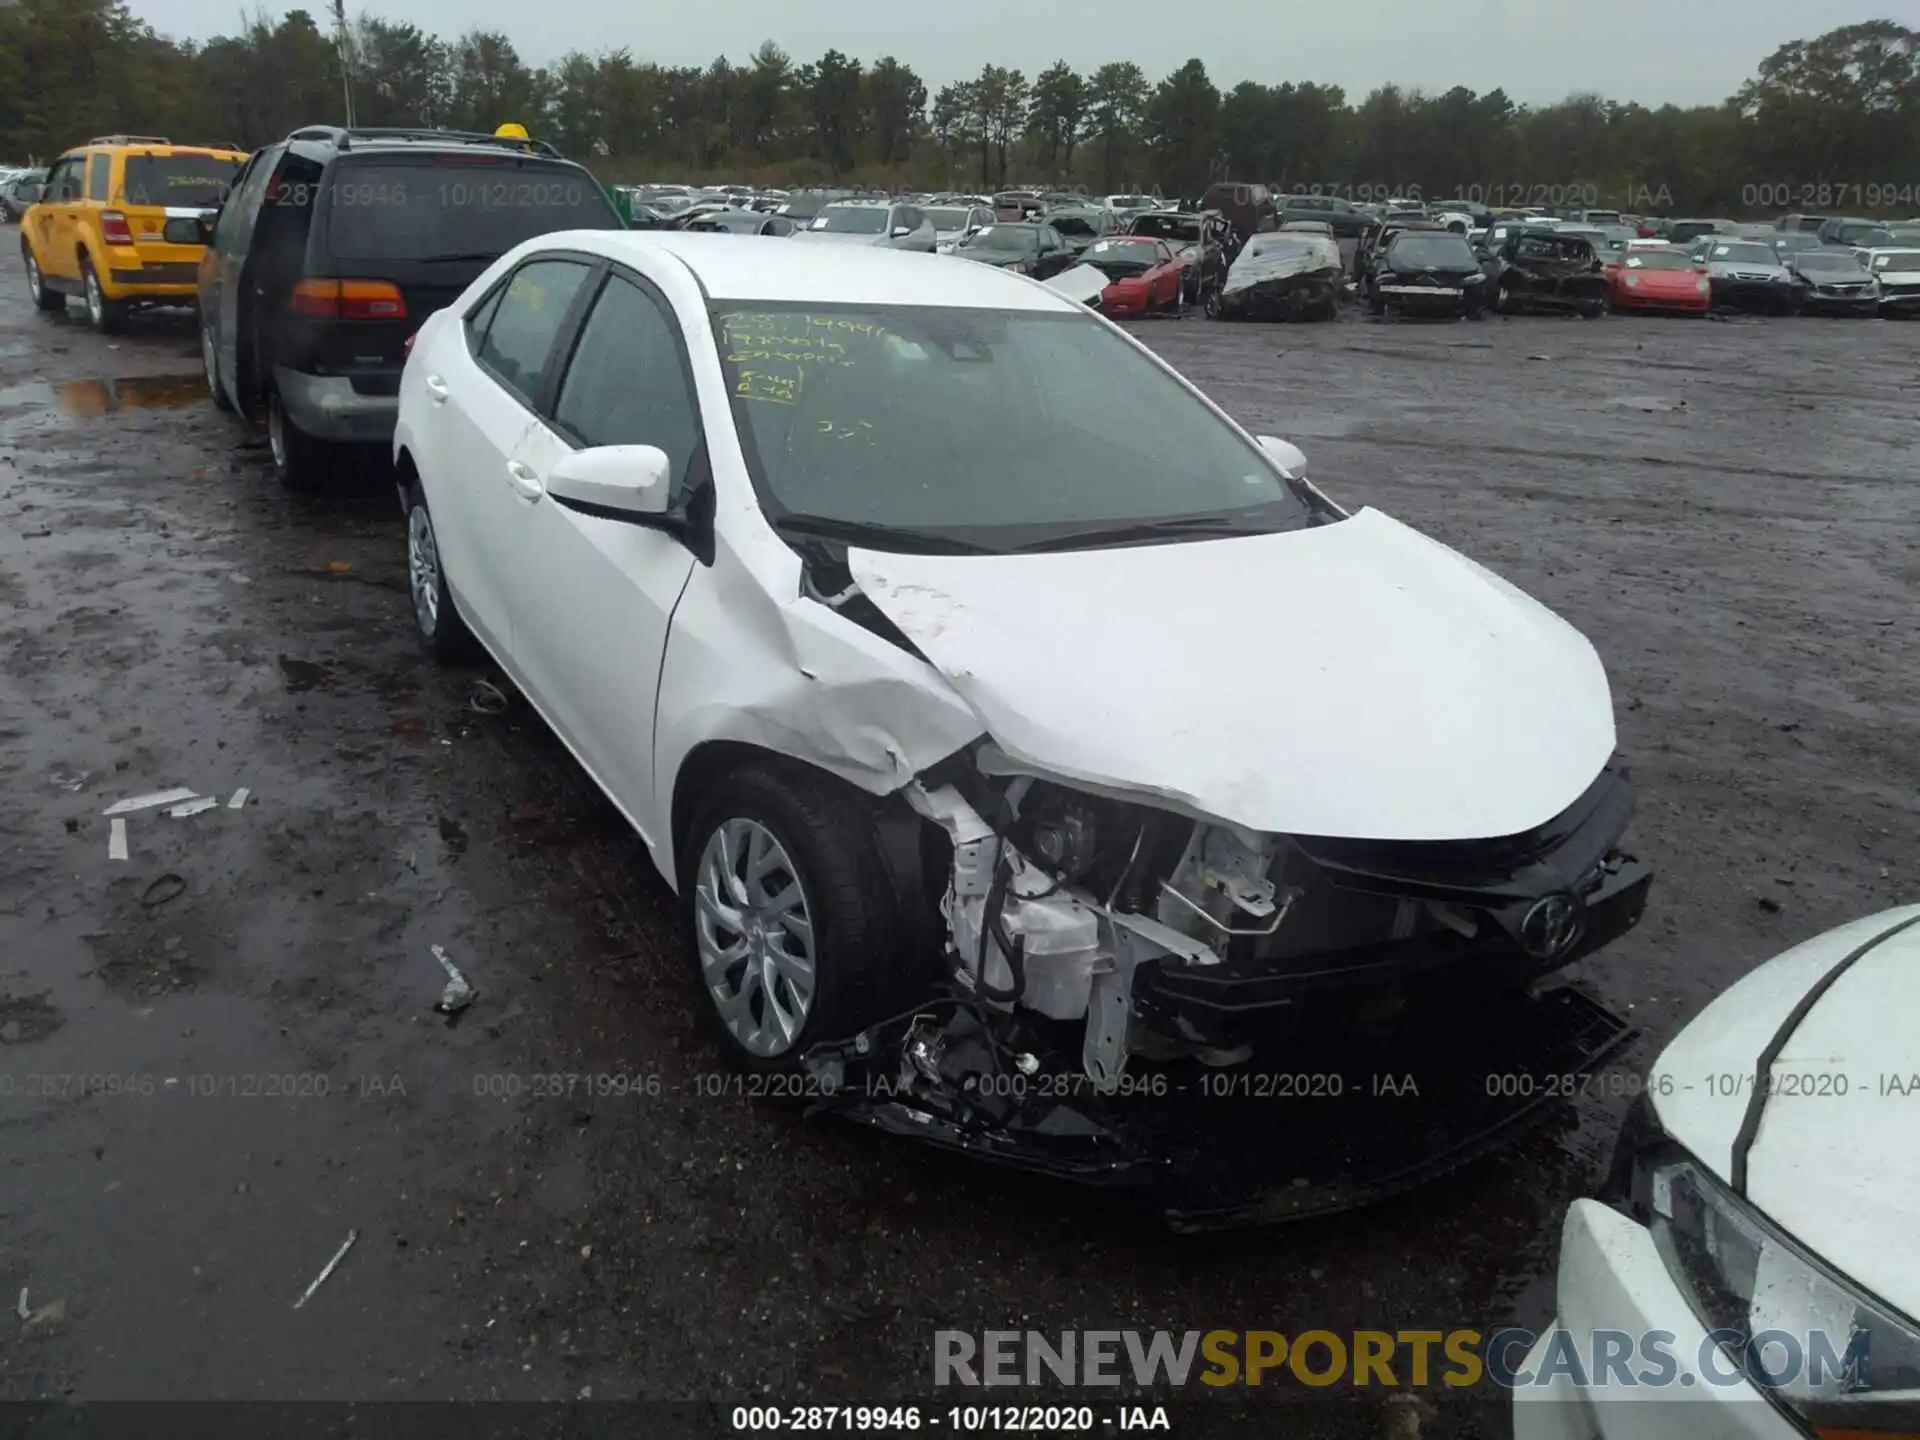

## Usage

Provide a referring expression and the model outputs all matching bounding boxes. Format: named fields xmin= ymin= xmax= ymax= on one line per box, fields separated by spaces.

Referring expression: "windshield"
xmin=1837 ymin=224 xmax=1892 ymax=244
xmin=1108 ymin=195 xmax=1155 ymax=209
xmin=1130 ymin=214 xmax=1200 ymax=243
xmin=121 ymin=153 xmax=242 ymax=208
xmin=322 ymin=159 xmax=619 ymax=259
xmin=1710 ymin=243 xmax=1778 ymax=264
xmin=1388 ymin=234 xmax=1476 ymax=268
xmin=811 ymin=206 xmax=889 ymax=234
xmin=1086 ymin=239 xmax=1160 ymax=264
xmin=961 ymin=225 xmax=1038 ymax=255
xmin=708 ymin=303 xmax=1314 ymax=549
xmin=1624 ymin=250 xmax=1692 ymax=270
xmin=1872 ymin=250 xmax=1920 ymax=270
xmin=926 ymin=207 xmax=970 ymax=231
xmin=1796 ymin=251 xmax=1864 ymax=271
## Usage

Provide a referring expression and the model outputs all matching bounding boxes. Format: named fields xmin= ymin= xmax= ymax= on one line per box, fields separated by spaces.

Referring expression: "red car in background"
xmin=1077 ymin=236 xmax=1185 ymax=316
xmin=1602 ymin=245 xmax=1711 ymax=315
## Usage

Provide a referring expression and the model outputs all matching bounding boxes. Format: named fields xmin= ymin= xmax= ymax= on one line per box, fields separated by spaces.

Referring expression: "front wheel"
xmin=681 ymin=765 xmax=909 ymax=1073
xmin=1202 ymin=287 xmax=1224 ymax=319
xmin=201 ymin=324 xmax=233 ymax=414
xmin=24 ymin=248 xmax=64 ymax=312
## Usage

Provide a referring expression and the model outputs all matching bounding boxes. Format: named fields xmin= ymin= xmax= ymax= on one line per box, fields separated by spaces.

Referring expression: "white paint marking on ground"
xmin=108 ymin=818 xmax=128 ymax=861
xmin=102 ymin=788 xmax=199 ymax=816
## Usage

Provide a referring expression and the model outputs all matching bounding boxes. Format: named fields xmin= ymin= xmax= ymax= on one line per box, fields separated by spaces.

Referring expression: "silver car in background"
xmin=792 ymin=201 xmax=938 ymax=252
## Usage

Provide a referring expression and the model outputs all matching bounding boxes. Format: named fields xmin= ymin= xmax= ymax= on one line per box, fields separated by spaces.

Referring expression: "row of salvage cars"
xmin=389 ymin=227 xmax=1919 ymax=1433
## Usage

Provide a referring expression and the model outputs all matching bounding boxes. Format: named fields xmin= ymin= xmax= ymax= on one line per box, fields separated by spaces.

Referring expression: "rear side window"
xmin=122 ymin=154 xmax=241 ymax=208
xmin=553 ymin=275 xmax=703 ymax=503
xmin=87 ymin=155 xmax=110 ymax=202
xmin=323 ymin=160 xmax=620 ymax=261
xmin=472 ymin=259 xmax=595 ymax=406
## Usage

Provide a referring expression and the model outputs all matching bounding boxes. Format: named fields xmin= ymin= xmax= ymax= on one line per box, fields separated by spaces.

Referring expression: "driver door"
xmin=34 ymin=157 xmax=85 ymax=284
xmin=501 ymin=268 xmax=702 ymax=836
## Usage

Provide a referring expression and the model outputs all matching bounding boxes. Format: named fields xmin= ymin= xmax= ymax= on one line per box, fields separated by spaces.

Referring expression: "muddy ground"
xmin=0 ymin=269 xmax=1914 ymax=1438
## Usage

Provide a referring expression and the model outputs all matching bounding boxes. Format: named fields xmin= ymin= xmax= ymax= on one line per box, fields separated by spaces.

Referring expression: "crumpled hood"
xmin=847 ymin=507 xmax=1616 ymax=840
xmin=1648 ymin=907 xmax=1920 ymax=1318
xmin=1224 ymin=241 xmax=1342 ymax=295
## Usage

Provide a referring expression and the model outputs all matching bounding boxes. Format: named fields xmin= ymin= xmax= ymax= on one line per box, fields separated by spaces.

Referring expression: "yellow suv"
xmin=22 ymin=135 xmax=246 ymax=333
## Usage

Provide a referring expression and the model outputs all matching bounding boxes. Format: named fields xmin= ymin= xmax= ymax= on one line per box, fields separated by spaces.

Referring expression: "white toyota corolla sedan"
xmin=392 ymin=231 xmax=1651 ymax=1106
xmin=1515 ymin=905 xmax=1920 ymax=1439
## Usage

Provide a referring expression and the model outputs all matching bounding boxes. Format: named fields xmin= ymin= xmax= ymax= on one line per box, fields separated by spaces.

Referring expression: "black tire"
xmin=402 ymin=481 xmax=481 ymax=664
xmin=1202 ymin=287 xmax=1224 ymax=320
xmin=201 ymin=322 xmax=233 ymax=414
xmin=680 ymin=764 xmax=909 ymax=1073
xmin=79 ymin=258 xmax=126 ymax=334
xmin=1579 ymin=300 xmax=1605 ymax=319
xmin=267 ymin=387 xmax=330 ymax=489
xmin=24 ymin=246 xmax=64 ymax=312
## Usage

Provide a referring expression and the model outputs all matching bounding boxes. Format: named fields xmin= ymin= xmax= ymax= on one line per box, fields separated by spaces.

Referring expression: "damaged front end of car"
xmin=800 ymin=741 xmax=1648 ymax=1226
xmin=763 ymin=479 xmax=1651 ymax=1226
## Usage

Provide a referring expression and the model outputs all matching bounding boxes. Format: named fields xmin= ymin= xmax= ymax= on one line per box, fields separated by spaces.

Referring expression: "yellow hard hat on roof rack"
xmin=494 ymin=123 xmax=530 ymax=141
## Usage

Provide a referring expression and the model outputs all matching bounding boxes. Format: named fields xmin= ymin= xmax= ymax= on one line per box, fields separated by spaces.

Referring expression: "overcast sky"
xmin=128 ymin=0 xmax=1890 ymax=106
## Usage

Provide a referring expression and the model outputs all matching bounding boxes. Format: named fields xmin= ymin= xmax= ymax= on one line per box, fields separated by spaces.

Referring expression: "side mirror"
xmin=196 ymin=212 xmax=218 ymax=244
xmin=891 ymin=225 xmax=913 ymax=238
xmin=545 ymin=445 xmax=672 ymax=518
xmin=1255 ymin=435 xmax=1308 ymax=475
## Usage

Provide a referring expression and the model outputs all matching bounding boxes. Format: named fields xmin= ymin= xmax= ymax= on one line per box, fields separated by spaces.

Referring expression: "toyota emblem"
xmin=1520 ymin=892 xmax=1584 ymax=959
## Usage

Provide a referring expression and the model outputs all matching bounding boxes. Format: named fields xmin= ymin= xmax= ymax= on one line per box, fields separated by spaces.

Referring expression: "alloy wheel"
xmin=694 ymin=817 xmax=817 ymax=1058
xmin=407 ymin=505 xmax=440 ymax=635
xmin=85 ymin=269 xmax=103 ymax=326
xmin=26 ymin=254 xmax=42 ymax=304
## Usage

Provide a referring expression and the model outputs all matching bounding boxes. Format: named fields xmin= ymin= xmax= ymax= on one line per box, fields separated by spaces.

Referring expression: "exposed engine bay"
xmin=800 ymin=743 xmax=1651 ymax=1224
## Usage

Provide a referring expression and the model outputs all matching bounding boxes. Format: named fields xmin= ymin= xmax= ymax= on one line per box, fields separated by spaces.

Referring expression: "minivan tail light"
xmin=290 ymin=279 xmax=408 ymax=320
xmin=101 ymin=210 xmax=134 ymax=246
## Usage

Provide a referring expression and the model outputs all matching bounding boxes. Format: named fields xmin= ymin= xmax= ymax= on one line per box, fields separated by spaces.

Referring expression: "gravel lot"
xmin=1 ymin=277 xmax=1913 ymax=1437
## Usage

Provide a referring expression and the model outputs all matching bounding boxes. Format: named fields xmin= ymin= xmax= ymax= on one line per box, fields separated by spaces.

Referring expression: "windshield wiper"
xmin=1012 ymin=515 xmax=1283 ymax=553
xmin=773 ymin=514 xmax=1000 ymax=555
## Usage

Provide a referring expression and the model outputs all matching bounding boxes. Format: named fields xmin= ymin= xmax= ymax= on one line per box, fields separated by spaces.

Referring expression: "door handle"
xmin=424 ymin=375 xmax=449 ymax=404
xmin=505 ymin=460 xmax=544 ymax=501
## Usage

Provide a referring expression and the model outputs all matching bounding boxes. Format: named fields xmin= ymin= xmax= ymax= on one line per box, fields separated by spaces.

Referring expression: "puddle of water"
xmin=0 ymin=374 xmax=208 ymax=417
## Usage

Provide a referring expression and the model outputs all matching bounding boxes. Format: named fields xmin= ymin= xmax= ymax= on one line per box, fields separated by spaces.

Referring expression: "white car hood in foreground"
xmin=1647 ymin=906 xmax=1920 ymax=1318
xmin=1043 ymin=264 xmax=1109 ymax=305
xmin=847 ymin=506 xmax=1615 ymax=840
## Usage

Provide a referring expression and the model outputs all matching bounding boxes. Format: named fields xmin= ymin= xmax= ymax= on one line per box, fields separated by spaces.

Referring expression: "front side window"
xmin=708 ymin=302 xmax=1316 ymax=551
xmin=48 ymin=159 xmax=83 ymax=202
xmin=552 ymin=274 xmax=703 ymax=505
xmin=473 ymin=259 xmax=595 ymax=406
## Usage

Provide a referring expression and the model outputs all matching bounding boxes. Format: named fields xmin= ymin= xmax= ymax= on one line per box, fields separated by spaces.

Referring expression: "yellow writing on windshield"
xmin=717 ymin=312 xmax=896 ymax=408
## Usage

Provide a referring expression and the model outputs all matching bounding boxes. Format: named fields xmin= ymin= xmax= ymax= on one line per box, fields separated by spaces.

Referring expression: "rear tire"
xmin=24 ymin=247 xmax=64 ymax=312
xmin=80 ymin=258 xmax=126 ymax=334
xmin=402 ymin=481 xmax=481 ymax=664
xmin=267 ymin=387 xmax=330 ymax=489
xmin=680 ymin=765 xmax=909 ymax=1073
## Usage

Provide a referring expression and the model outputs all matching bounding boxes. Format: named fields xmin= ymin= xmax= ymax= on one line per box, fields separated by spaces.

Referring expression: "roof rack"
xmin=285 ymin=125 xmax=561 ymax=158
xmin=88 ymin=135 xmax=172 ymax=146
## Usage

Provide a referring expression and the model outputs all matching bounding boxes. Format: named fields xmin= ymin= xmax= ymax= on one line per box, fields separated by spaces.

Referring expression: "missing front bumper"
xmin=803 ymin=985 xmax=1635 ymax=1231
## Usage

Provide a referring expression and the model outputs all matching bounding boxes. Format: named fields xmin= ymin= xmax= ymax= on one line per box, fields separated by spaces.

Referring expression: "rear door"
xmin=300 ymin=152 xmax=623 ymax=393
xmin=425 ymin=254 xmax=600 ymax=657
xmin=34 ymin=156 xmax=85 ymax=283
xmin=500 ymin=267 xmax=703 ymax=827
